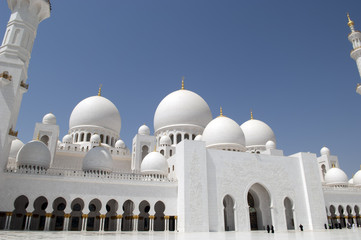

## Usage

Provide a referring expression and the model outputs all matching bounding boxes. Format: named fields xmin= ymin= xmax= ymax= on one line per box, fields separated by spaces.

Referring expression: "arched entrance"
xmin=121 ymin=200 xmax=134 ymax=231
xmin=247 ymin=183 xmax=272 ymax=231
xmin=223 ymin=195 xmax=235 ymax=231
xmin=154 ymin=201 xmax=165 ymax=231
xmin=30 ymin=196 xmax=48 ymax=230
xmin=138 ymin=200 xmax=150 ymax=231
xmin=104 ymin=199 xmax=118 ymax=231
xmin=338 ymin=205 xmax=346 ymax=228
xmin=50 ymin=197 xmax=66 ymax=231
xmin=284 ymin=197 xmax=294 ymax=230
xmin=10 ymin=195 xmax=29 ymax=230
xmin=329 ymin=205 xmax=337 ymax=228
xmin=346 ymin=205 xmax=354 ymax=225
xmin=355 ymin=205 xmax=361 ymax=226
xmin=68 ymin=198 xmax=84 ymax=231
xmin=86 ymin=199 xmax=101 ymax=231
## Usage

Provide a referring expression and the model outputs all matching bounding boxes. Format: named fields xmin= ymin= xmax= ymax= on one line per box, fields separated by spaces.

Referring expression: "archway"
xmin=223 ymin=195 xmax=235 ymax=231
xmin=40 ymin=135 xmax=49 ymax=146
xmin=355 ymin=205 xmax=361 ymax=226
xmin=50 ymin=197 xmax=66 ymax=231
xmin=121 ymin=200 xmax=134 ymax=231
xmin=154 ymin=201 xmax=165 ymax=231
xmin=346 ymin=205 xmax=354 ymax=225
xmin=284 ymin=197 xmax=294 ymax=230
xmin=141 ymin=146 xmax=149 ymax=161
xmin=138 ymin=200 xmax=150 ymax=231
xmin=86 ymin=198 xmax=101 ymax=231
xmin=104 ymin=199 xmax=118 ymax=231
xmin=338 ymin=205 xmax=346 ymax=228
xmin=10 ymin=195 xmax=29 ymax=230
xmin=30 ymin=196 xmax=48 ymax=230
xmin=68 ymin=198 xmax=84 ymax=231
xmin=247 ymin=183 xmax=272 ymax=231
xmin=329 ymin=205 xmax=337 ymax=228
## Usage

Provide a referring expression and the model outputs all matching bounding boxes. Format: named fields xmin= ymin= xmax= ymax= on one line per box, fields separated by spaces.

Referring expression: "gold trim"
xmin=8 ymin=127 xmax=18 ymax=137
xmin=20 ymin=80 xmax=29 ymax=90
xmin=6 ymin=212 xmax=12 ymax=216
xmin=64 ymin=214 xmax=71 ymax=218
xmin=116 ymin=215 xmax=122 ymax=219
xmin=149 ymin=215 xmax=155 ymax=219
xmin=26 ymin=213 xmax=32 ymax=217
xmin=164 ymin=216 xmax=170 ymax=219
xmin=45 ymin=213 xmax=53 ymax=218
xmin=82 ymin=214 xmax=88 ymax=218
xmin=174 ymin=216 xmax=178 ymax=220
xmin=0 ymin=71 xmax=12 ymax=81
xmin=100 ymin=214 xmax=106 ymax=219
xmin=133 ymin=215 xmax=139 ymax=219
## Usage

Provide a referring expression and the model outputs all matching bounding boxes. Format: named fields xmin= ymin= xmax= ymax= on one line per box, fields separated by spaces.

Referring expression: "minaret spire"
xmin=346 ymin=13 xmax=361 ymax=94
xmin=181 ymin=76 xmax=185 ymax=90
xmin=250 ymin=109 xmax=253 ymax=120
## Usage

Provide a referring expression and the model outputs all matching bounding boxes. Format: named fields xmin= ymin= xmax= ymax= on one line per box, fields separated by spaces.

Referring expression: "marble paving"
xmin=0 ymin=229 xmax=360 ymax=240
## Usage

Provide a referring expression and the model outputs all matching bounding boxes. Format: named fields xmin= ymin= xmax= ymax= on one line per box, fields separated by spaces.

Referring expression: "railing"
xmin=322 ymin=185 xmax=361 ymax=192
xmin=5 ymin=167 xmax=177 ymax=183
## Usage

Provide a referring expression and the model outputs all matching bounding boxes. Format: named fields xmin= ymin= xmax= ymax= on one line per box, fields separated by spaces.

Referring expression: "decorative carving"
xmin=0 ymin=71 xmax=12 ymax=81
xmin=20 ymin=80 xmax=29 ymax=90
xmin=8 ymin=127 xmax=18 ymax=137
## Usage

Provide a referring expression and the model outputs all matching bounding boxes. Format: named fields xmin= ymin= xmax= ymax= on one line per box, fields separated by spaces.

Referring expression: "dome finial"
xmin=220 ymin=106 xmax=223 ymax=117
xmin=347 ymin=13 xmax=355 ymax=32
xmin=250 ymin=109 xmax=253 ymax=120
xmin=98 ymin=84 xmax=102 ymax=96
xmin=332 ymin=163 xmax=335 ymax=168
xmin=36 ymin=133 xmax=40 ymax=140
xmin=181 ymin=76 xmax=185 ymax=90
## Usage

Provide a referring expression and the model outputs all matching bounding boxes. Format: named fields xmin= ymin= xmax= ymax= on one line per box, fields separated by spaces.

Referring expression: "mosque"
xmin=1 ymin=0 xmax=361 ymax=233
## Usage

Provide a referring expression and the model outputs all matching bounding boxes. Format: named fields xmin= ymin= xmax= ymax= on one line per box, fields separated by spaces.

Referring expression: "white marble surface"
xmin=0 ymin=229 xmax=360 ymax=240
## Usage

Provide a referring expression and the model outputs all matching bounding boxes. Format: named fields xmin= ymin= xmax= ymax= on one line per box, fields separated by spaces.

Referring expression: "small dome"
xmin=62 ymin=134 xmax=72 ymax=144
xmin=16 ymin=140 xmax=51 ymax=169
xmin=324 ymin=167 xmax=348 ymax=186
xmin=202 ymin=115 xmax=246 ymax=151
xmin=320 ymin=147 xmax=330 ymax=156
xmin=9 ymin=139 xmax=24 ymax=158
xmin=353 ymin=169 xmax=361 ymax=186
xmin=141 ymin=151 xmax=168 ymax=175
xmin=266 ymin=140 xmax=276 ymax=150
xmin=154 ymin=89 xmax=212 ymax=133
xmin=69 ymin=96 xmax=121 ymax=133
xmin=160 ymin=135 xmax=171 ymax=146
xmin=115 ymin=139 xmax=126 ymax=149
xmin=194 ymin=135 xmax=202 ymax=141
xmin=42 ymin=113 xmax=56 ymax=125
xmin=138 ymin=124 xmax=150 ymax=135
xmin=240 ymin=119 xmax=276 ymax=148
xmin=83 ymin=146 xmax=113 ymax=172
xmin=90 ymin=134 xmax=100 ymax=144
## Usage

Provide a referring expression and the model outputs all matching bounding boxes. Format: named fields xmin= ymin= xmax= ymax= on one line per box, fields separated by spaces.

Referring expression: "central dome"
xmin=154 ymin=89 xmax=212 ymax=132
xmin=69 ymin=96 xmax=121 ymax=133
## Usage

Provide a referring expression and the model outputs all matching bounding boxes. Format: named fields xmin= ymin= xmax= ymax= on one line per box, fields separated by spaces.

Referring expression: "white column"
xmin=116 ymin=216 xmax=121 ymax=231
xmin=100 ymin=215 xmax=105 ymax=231
xmin=150 ymin=216 xmax=154 ymax=231
xmin=175 ymin=216 xmax=178 ymax=232
xmin=63 ymin=215 xmax=69 ymax=231
xmin=165 ymin=216 xmax=169 ymax=231
xmin=82 ymin=215 xmax=88 ymax=231
xmin=5 ymin=213 xmax=12 ymax=230
xmin=44 ymin=213 xmax=52 ymax=231
xmin=133 ymin=216 xmax=138 ymax=231
xmin=25 ymin=214 xmax=32 ymax=230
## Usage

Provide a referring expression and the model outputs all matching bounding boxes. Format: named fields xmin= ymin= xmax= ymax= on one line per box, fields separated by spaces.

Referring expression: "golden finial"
xmin=36 ymin=133 xmax=40 ymax=140
xmin=347 ymin=13 xmax=355 ymax=27
xmin=181 ymin=76 xmax=184 ymax=90
xmin=98 ymin=84 xmax=102 ymax=96
xmin=220 ymin=107 xmax=223 ymax=117
xmin=250 ymin=110 xmax=253 ymax=120
xmin=332 ymin=163 xmax=335 ymax=168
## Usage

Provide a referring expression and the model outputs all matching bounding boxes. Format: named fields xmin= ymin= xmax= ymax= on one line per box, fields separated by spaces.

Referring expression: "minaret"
xmin=0 ymin=0 xmax=51 ymax=169
xmin=346 ymin=14 xmax=361 ymax=94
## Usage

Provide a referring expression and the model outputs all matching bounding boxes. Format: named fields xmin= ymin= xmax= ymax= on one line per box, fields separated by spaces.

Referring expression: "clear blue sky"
xmin=1 ymin=0 xmax=361 ymax=178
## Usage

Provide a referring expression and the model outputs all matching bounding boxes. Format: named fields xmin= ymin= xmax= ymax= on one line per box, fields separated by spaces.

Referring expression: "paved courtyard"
xmin=0 ymin=229 xmax=360 ymax=240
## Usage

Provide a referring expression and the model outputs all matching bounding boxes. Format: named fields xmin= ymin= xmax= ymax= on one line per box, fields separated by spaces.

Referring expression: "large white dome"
xmin=353 ymin=169 xmax=361 ymax=186
xmin=240 ymin=119 xmax=276 ymax=148
xmin=324 ymin=167 xmax=348 ymax=186
xmin=16 ymin=140 xmax=51 ymax=169
xmin=154 ymin=89 xmax=212 ymax=132
xmin=141 ymin=151 xmax=168 ymax=175
xmin=202 ymin=115 xmax=246 ymax=151
xmin=69 ymin=96 xmax=121 ymax=133
xmin=83 ymin=146 xmax=113 ymax=172
xmin=9 ymin=139 xmax=24 ymax=158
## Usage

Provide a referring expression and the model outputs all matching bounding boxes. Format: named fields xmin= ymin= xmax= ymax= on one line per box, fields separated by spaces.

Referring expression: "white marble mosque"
xmin=0 ymin=0 xmax=361 ymax=234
